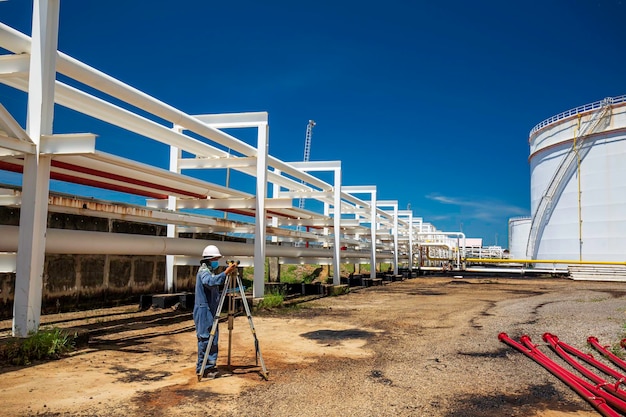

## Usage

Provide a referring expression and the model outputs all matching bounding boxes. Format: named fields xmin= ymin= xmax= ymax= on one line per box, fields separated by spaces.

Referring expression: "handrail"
xmin=529 ymin=95 xmax=626 ymax=136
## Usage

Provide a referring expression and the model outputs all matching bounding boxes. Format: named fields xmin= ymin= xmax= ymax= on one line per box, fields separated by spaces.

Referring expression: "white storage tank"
xmin=527 ymin=95 xmax=626 ymax=261
xmin=508 ymin=216 xmax=531 ymax=260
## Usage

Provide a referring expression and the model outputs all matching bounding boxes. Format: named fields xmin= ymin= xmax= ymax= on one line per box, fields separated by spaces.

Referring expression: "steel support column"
xmin=13 ymin=0 xmax=59 ymax=337
xmin=289 ymin=161 xmax=342 ymax=285
xmin=332 ymin=168 xmax=341 ymax=285
xmin=378 ymin=201 xmax=399 ymax=275
xmin=270 ymin=168 xmax=281 ymax=243
xmin=399 ymin=210 xmax=413 ymax=270
xmin=254 ymin=122 xmax=269 ymax=298
xmin=343 ymin=186 xmax=377 ymax=279
xmin=166 ymin=126 xmax=183 ymax=293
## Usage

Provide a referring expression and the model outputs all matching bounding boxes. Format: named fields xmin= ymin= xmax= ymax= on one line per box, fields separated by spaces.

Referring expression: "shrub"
xmin=0 ymin=327 xmax=77 ymax=366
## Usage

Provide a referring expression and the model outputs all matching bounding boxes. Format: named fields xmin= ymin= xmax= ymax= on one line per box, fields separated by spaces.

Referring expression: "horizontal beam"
xmin=0 ymin=136 xmax=36 ymax=155
xmin=274 ymin=218 xmax=361 ymax=227
xmin=342 ymin=185 xmax=376 ymax=193
xmin=277 ymin=190 xmax=333 ymax=199
xmin=146 ymin=197 xmax=293 ymax=210
xmin=328 ymin=206 xmax=369 ymax=215
xmin=178 ymin=156 xmax=257 ymax=169
xmin=288 ymin=160 xmax=341 ymax=171
xmin=40 ymin=133 xmax=97 ymax=154
xmin=192 ymin=112 xmax=268 ymax=129
xmin=0 ymin=54 xmax=29 ymax=77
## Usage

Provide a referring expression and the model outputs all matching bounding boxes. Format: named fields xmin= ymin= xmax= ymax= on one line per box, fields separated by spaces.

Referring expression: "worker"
xmin=194 ymin=244 xmax=238 ymax=380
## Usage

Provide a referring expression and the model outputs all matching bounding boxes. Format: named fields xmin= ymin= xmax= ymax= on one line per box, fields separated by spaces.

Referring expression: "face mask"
xmin=210 ymin=261 xmax=220 ymax=270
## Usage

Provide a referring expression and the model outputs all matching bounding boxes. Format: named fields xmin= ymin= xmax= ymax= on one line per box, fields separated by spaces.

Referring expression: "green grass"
xmin=256 ymin=291 xmax=284 ymax=309
xmin=0 ymin=327 xmax=78 ymax=366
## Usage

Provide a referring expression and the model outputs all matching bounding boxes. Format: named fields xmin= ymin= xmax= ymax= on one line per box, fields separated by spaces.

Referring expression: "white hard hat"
xmin=202 ymin=245 xmax=222 ymax=259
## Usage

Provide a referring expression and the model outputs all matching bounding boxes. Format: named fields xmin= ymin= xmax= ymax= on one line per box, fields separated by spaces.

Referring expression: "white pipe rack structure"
xmin=0 ymin=1 xmax=450 ymax=336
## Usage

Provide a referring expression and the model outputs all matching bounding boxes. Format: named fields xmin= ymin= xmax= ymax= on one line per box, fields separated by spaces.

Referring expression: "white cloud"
xmin=426 ymin=193 xmax=528 ymax=221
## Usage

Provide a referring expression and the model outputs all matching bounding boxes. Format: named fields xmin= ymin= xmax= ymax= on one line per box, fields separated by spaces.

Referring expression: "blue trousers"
xmin=196 ymin=325 xmax=219 ymax=374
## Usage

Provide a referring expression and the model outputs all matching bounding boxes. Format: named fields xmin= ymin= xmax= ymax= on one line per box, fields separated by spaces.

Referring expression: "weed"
xmin=611 ymin=343 xmax=625 ymax=359
xmin=0 ymin=327 xmax=77 ymax=366
xmin=257 ymin=290 xmax=285 ymax=309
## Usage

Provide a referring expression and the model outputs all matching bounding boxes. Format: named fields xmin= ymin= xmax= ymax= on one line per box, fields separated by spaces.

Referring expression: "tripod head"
xmin=225 ymin=260 xmax=241 ymax=276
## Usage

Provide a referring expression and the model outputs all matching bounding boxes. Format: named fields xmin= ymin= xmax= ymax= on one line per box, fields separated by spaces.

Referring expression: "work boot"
xmin=203 ymin=367 xmax=219 ymax=380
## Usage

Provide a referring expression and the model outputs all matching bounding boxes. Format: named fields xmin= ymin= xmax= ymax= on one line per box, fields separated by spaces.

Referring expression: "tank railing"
xmin=529 ymin=95 xmax=626 ymax=136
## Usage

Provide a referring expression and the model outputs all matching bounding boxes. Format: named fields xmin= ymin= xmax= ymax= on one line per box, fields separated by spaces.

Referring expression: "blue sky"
xmin=1 ymin=0 xmax=626 ymax=247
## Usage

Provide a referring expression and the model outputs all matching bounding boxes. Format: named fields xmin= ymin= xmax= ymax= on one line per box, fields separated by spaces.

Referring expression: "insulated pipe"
xmin=0 ymin=225 xmax=389 ymax=260
xmin=499 ymin=333 xmax=621 ymax=417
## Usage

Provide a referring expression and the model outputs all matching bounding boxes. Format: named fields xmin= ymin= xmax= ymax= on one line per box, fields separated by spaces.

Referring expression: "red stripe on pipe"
xmin=50 ymin=160 xmax=206 ymax=199
xmin=0 ymin=159 xmax=167 ymax=199
xmin=1 ymin=160 xmax=311 ymax=220
xmin=0 ymin=160 xmax=23 ymax=173
xmin=50 ymin=171 xmax=168 ymax=199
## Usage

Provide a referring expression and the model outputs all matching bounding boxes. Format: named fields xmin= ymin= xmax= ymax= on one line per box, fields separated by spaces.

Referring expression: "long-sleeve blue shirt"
xmin=193 ymin=263 xmax=227 ymax=339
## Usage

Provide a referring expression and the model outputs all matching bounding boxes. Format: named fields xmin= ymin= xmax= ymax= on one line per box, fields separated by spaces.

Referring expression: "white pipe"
xmin=0 ymin=225 xmax=392 ymax=260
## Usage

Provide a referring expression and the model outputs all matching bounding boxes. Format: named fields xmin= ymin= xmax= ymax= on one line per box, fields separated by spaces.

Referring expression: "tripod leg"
xmin=227 ymin=271 xmax=235 ymax=370
xmin=198 ymin=274 xmax=230 ymax=382
xmin=236 ymin=274 xmax=269 ymax=380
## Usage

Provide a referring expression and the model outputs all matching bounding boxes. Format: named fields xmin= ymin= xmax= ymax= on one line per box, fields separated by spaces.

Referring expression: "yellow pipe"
xmin=465 ymin=258 xmax=626 ymax=266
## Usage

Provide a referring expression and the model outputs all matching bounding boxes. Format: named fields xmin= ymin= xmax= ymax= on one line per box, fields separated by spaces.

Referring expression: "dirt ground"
xmin=1 ymin=275 xmax=626 ymax=417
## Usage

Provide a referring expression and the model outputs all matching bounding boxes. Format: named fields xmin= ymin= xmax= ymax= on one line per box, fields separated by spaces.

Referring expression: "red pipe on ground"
xmin=589 ymin=336 xmax=626 ymax=373
xmin=543 ymin=333 xmax=626 ymax=401
xmin=550 ymin=334 xmax=626 ymax=382
xmin=498 ymin=332 xmax=621 ymax=417
xmin=520 ymin=335 xmax=626 ymax=415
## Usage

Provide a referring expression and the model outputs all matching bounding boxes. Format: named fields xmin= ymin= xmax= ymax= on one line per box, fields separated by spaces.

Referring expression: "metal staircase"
xmin=526 ymin=100 xmax=612 ymax=259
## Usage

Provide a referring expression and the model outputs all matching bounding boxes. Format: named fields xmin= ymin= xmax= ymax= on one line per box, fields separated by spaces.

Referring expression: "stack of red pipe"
xmin=499 ymin=332 xmax=626 ymax=417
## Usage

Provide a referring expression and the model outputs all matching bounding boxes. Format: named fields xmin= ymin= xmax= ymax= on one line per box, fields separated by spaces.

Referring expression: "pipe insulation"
xmin=0 ymin=225 xmax=389 ymax=260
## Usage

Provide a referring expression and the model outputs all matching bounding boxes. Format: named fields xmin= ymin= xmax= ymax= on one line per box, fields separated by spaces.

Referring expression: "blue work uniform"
xmin=193 ymin=263 xmax=227 ymax=374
